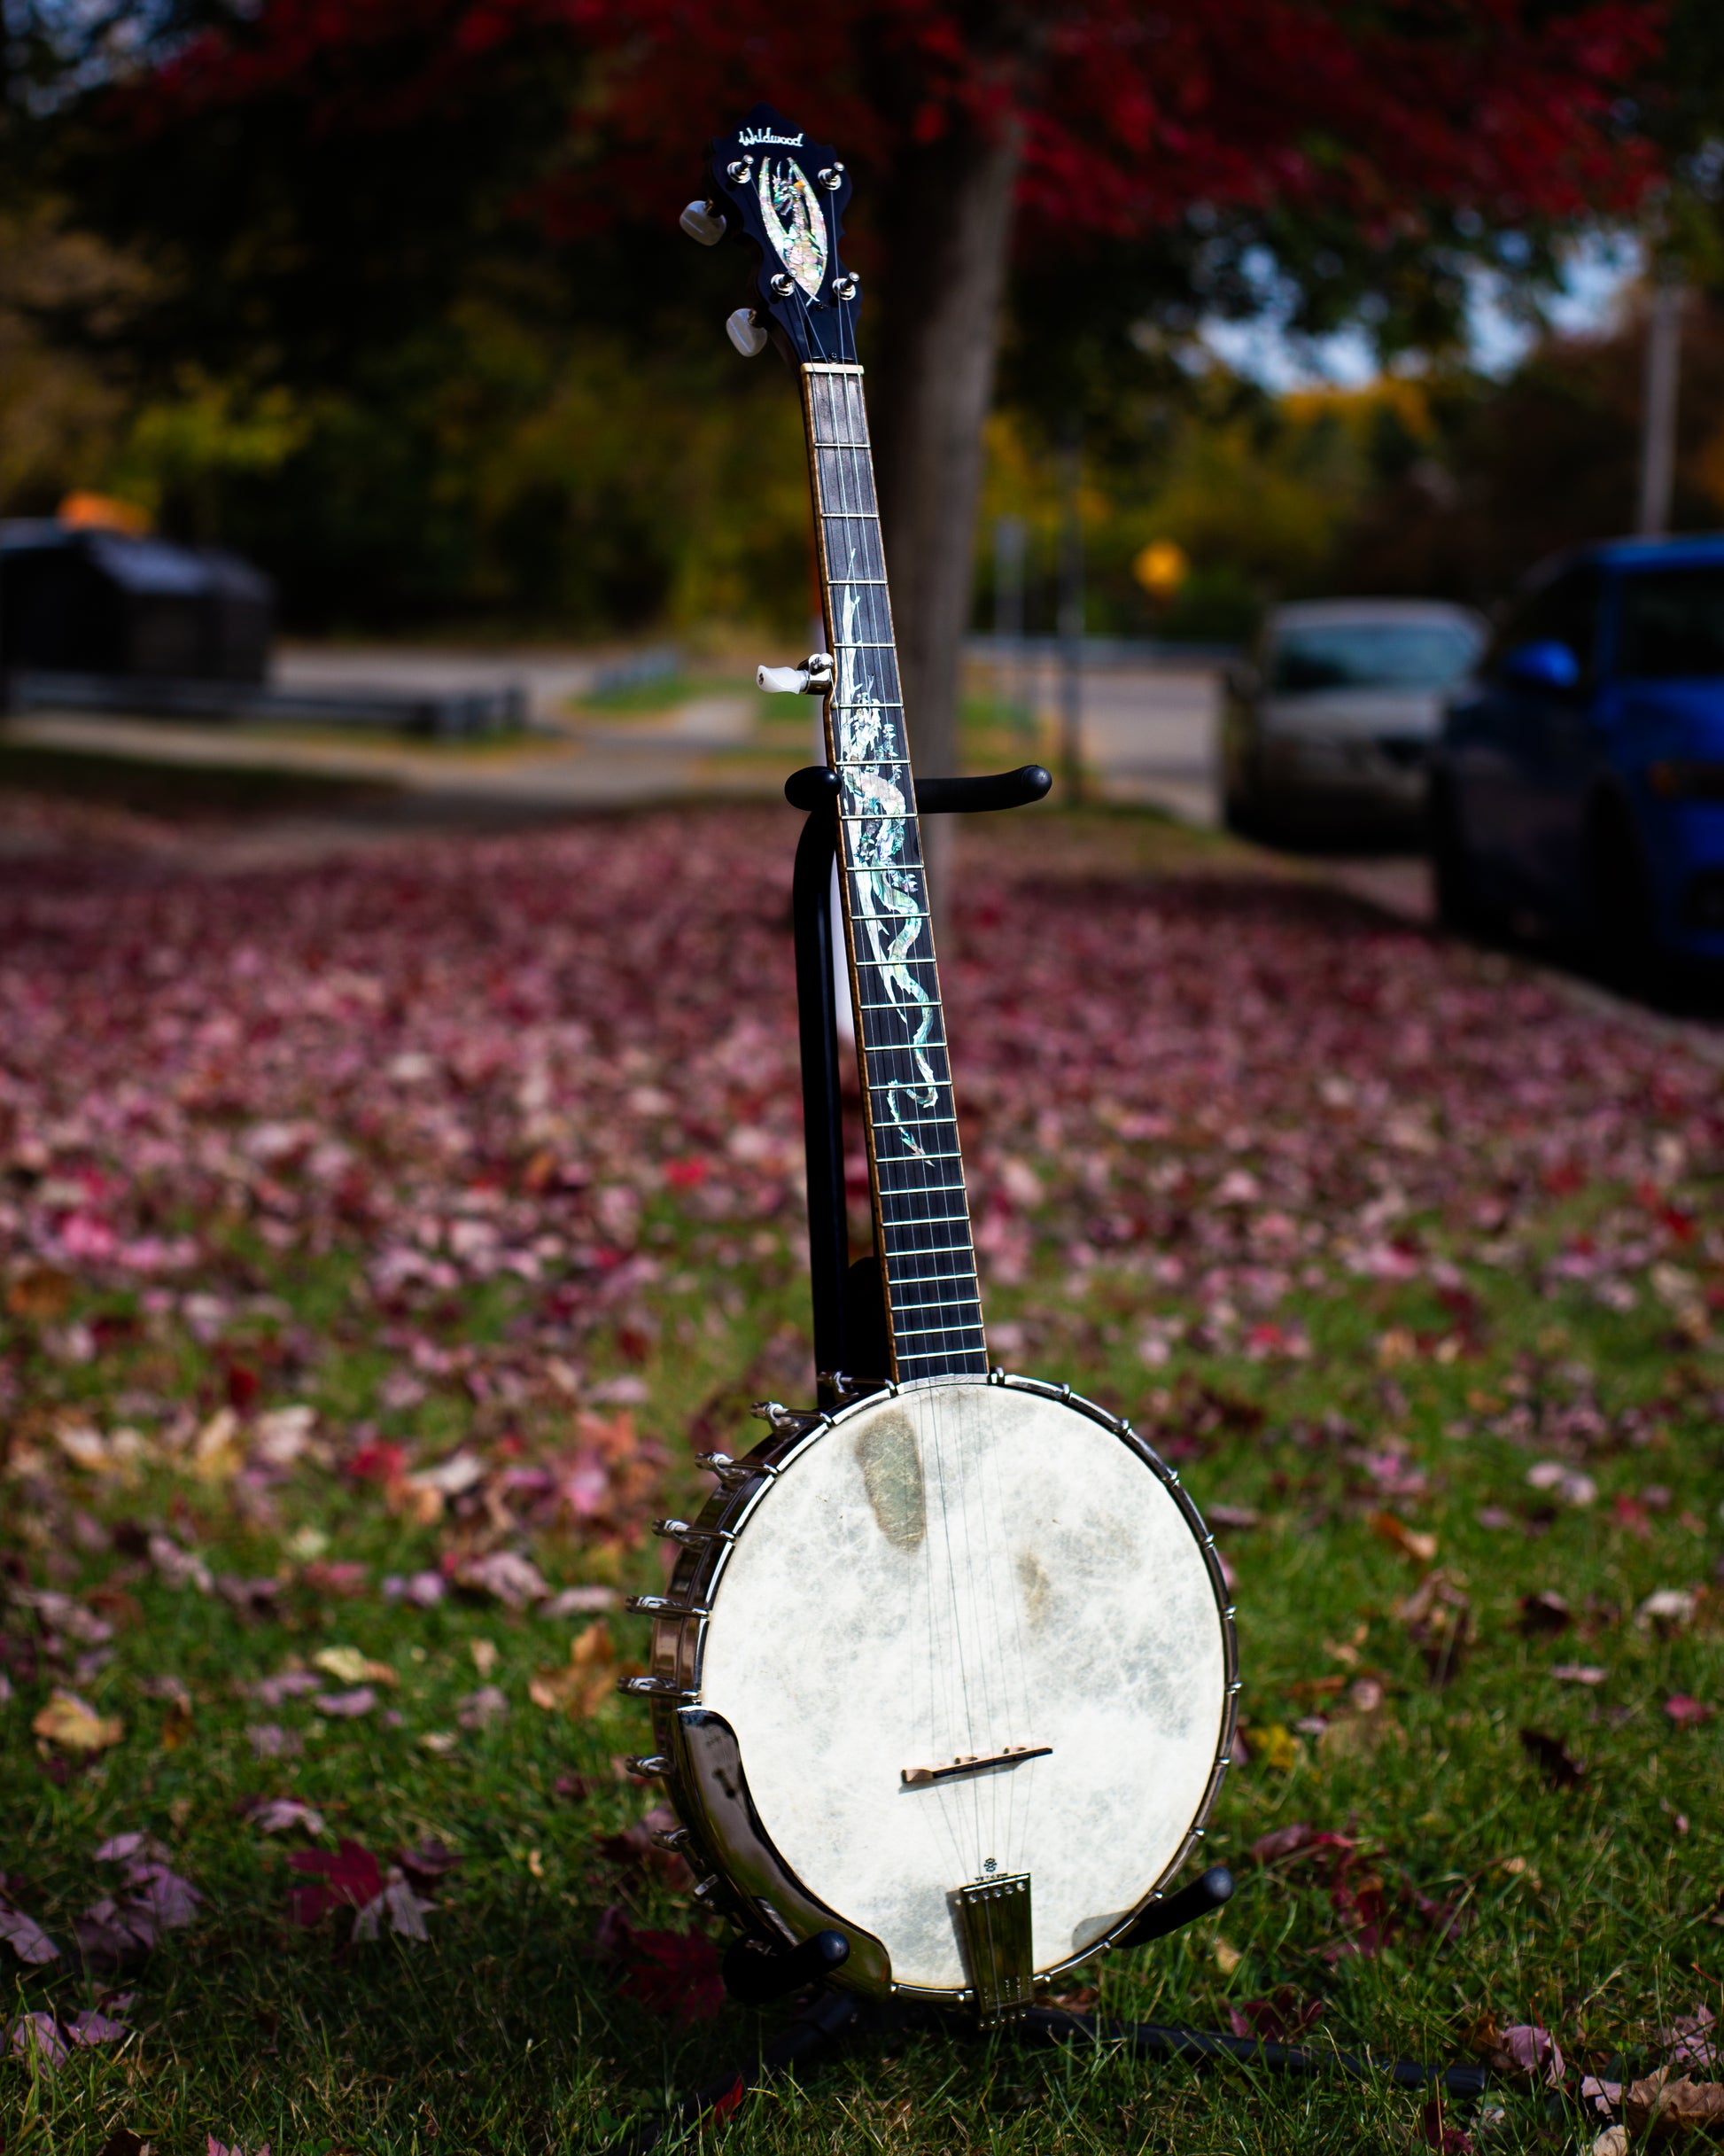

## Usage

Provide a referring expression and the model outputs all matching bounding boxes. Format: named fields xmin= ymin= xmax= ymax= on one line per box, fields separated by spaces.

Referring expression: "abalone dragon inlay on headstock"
xmin=624 ymin=106 xmax=1238 ymax=2029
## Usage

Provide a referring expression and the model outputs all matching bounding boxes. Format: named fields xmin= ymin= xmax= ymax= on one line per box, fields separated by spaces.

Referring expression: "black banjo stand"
xmin=604 ymin=767 xmax=1484 ymax=2152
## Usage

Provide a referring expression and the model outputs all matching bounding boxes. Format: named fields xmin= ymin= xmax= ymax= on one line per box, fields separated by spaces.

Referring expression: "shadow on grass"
xmin=0 ymin=742 xmax=400 ymax=824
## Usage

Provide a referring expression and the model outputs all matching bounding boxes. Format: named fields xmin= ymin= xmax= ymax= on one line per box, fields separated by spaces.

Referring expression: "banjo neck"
xmin=801 ymin=361 xmax=988 ymax=1385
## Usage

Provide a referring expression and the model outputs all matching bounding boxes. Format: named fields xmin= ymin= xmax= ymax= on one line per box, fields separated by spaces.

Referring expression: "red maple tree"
xmin=125 ymin=0 xmax=1666 ymax=783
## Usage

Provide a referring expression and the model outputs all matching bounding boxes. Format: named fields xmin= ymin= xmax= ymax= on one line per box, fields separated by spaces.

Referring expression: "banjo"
xmin=622 ymin=106 xmax=1236 ymax=2023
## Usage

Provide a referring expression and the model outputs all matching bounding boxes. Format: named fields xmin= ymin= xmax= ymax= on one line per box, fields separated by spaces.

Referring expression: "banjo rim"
xmin=641 ymin=1372 xmax=1240 ymax=2004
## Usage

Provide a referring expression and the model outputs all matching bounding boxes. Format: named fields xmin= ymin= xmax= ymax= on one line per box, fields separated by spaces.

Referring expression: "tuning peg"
xmin=726 ymin=307 xmax=768 ymax=358
xmin=680 ymin=199 xmax=726 ymax=245
xmin=757 ymin=653 xmax=835 ymax=696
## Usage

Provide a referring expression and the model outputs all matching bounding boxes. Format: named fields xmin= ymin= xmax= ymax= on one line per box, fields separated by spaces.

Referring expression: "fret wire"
xmin=855 ymin=1025 xmax=944 ymax=1044
xmin=808 ymin=363 xmax=990 ymax=1378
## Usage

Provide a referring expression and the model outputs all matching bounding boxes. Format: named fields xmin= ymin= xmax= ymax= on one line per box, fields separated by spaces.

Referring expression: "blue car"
xmin=1430 ymin=536 xmax=1724 ymax=977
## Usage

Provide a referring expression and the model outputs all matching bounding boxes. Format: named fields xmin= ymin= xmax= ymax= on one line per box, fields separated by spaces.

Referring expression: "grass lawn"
xmin=1 ymin=799 xmax=1720 ymax=2154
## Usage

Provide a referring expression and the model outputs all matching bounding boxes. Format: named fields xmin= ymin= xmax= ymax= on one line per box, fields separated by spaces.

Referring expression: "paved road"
xmin=6 ymin=642 xmax=1437 ymax=919
xmin=17 ymin=642 xmax=1225 ymax=813
xmin=1032 ymin=660 xmax=1221 ymax=824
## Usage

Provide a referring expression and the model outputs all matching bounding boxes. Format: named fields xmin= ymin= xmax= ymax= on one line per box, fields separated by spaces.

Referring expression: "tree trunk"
xmin=871 ymin=115 xmax=1022 ymax=922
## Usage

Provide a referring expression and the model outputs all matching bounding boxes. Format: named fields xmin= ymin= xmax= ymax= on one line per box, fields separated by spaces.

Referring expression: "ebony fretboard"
xmin=802 ymin=362 xmax=988 ymax=1383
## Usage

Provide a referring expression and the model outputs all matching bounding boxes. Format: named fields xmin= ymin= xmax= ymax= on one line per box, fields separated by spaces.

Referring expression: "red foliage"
xmin=125 ymin=0 xmax=1665 ymax=247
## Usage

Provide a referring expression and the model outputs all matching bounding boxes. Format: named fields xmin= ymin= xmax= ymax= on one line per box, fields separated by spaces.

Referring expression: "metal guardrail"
xmin=0 ymin=669 xmax=530 ymax=738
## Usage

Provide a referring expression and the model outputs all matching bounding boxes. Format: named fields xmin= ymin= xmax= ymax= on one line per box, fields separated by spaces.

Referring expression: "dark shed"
xmin=0 ymin=523 xmax=274 ymax=683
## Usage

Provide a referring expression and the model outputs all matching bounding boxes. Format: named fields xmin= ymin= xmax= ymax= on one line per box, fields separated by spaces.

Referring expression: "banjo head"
xmin=647 ymin=1377 xmax=1236 ymax=2003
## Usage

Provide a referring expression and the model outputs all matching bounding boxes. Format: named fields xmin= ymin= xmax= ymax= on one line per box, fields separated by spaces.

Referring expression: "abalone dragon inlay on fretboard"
xmin=801 ymin=361 xmax=988 ymax=1383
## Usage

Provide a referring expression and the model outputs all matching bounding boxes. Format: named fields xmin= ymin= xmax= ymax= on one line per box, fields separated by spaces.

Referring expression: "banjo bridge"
xmin=900 ymin=1743 xmax=1051 ymax=1789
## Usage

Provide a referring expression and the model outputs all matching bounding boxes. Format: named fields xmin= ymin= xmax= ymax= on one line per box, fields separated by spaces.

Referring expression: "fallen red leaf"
xmin=1229 ymin=1990 xmax=1324 ymax=2043
xmin=286 ymin=1840 xmax=384 ymax=1926
xmin=594 ymin=1904 xmax=724 ymax=2022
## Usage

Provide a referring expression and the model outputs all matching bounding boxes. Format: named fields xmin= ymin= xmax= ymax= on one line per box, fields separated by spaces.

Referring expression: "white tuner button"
xmin=680 ymin=199 xmax=726 ymax=245
xmin=757 ymin=663 xmax=810 ymax=695
xmin=726 ymin=307 xmax=768 ymax=357
xmin=757 ymin=654 xmax=834 ymax=696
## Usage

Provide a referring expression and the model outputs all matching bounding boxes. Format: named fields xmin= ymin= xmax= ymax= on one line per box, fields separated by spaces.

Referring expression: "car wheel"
xmin=1588 ymin=798 xmax=1665 ymax=997
xmin=1429 ymin=782 xmax=1500 ymax=938
xmin=1223 ymin=786 xmax=1263 ymax=841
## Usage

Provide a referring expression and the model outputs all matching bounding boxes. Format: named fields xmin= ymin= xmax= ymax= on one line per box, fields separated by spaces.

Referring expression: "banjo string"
xmin=818 ymin=340 xmax=1034 ymax=1892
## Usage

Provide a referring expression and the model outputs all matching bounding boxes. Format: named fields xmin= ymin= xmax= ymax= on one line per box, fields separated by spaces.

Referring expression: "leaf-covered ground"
xmin=2 ymin=800 xmax=1721 ymax=2155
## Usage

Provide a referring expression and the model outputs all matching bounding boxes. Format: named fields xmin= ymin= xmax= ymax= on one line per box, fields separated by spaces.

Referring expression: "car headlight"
xmin=1649 ymin=760 xmax=1724 ymax=800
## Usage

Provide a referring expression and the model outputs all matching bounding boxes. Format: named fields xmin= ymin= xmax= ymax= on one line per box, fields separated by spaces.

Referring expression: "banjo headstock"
xmin=698 ymin=104 xmax=859 ymax=365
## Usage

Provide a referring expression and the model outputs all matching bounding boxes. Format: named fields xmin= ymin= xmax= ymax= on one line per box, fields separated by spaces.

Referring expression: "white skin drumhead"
xmin=695 ymin=1382 xmax=1227 ymax=1992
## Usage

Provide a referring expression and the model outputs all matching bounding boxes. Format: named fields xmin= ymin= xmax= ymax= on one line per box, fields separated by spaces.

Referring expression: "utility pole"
xmin=992 ymin=515 xmax=1027 ymax=732
xmin=1057 ymin=424 xmax=1084 ymax=804
xmin=1637 ymin=271 xmax=1683 ymax=538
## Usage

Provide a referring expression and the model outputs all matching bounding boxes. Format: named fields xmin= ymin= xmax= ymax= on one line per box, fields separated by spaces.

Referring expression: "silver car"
xmin=1221 ymin=599 xmax=1487 ymax=842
